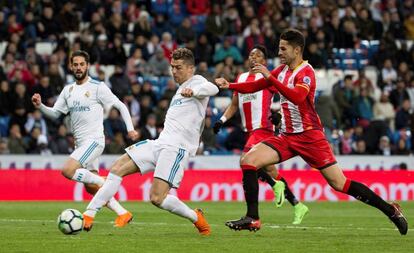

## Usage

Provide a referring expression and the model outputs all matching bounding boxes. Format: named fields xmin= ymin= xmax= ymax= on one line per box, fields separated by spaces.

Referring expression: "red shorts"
xmin=244 ymin=128 xmax=274 ymax=153
xmin=262 ymin=129 xmax=337 ymax=170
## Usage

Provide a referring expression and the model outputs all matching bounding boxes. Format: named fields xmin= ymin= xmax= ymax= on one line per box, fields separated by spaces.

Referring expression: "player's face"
xmin=248 ymin=48 xmax=266 ymax=69
xmin=278 ymin=40 xmax=300 ymax=66
xmin=71 ymin=56 xmax=89 ymax=81
xmin=170 ymin=59 xmax=194 ymax=85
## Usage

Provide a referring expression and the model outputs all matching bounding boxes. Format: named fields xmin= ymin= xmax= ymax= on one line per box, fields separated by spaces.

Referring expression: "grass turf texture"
xmin=0 ymin=201 xmax=412 ymax=253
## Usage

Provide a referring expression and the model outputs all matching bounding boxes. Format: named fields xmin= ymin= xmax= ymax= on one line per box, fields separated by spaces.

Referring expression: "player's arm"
xmin=98 ymin=84 xmax=139 ymax=140
xmin=213 ymin=94 xmax=238 ymax=134
xmin=253 ymin=63 xmax=310 ymax=105
xmin=32 ymin=93 xmax=64 ymax=120
xmin=190 ymin=81 xmax=219 ymax=98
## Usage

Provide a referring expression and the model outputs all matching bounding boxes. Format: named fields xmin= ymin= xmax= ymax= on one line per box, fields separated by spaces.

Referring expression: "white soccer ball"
xmin=57 ymin=209 xmax=84 ymax=235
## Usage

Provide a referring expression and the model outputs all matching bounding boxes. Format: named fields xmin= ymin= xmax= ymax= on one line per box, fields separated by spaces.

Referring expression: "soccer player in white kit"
xmin=31 ymin=50 xmax=139 ymax=227
xmin=83 ymin=48 xmax=218 ymax=235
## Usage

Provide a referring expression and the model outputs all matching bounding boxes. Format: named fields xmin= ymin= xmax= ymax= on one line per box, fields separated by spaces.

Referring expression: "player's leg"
xmin=321 ymin=164 xmax=408 ymax=235
xmin=226 ymin=142 xmax=283 ymax=231
xmin=62 ymin=140 xmax=105 ymax=185
xmin=258 ymin=165 xmax=309 ymax=224
xmin=83 ymin=154 xmax=139 ymax=231
xmin=151 ymin=147 xmax=210 ymax=235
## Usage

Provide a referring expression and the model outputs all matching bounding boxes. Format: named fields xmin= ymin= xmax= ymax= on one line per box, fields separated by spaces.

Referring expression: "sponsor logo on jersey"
xmin=241 ymin=93 xmax=257 ymax=102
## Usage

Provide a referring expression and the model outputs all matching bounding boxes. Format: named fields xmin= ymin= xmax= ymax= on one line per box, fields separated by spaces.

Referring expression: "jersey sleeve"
xmin=53 ymin=87 xmax=69 ymax=114
xmin=294 ymin=67 xmax=314 ymax=92
xmin=97 ymin=83 xmax=119 ymax=107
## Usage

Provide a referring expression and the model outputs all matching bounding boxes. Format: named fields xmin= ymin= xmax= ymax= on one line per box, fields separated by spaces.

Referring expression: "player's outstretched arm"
xmin=216 ymin=76 xmax=270 ymax=94
xmin=190 ymin=81 xmax=219 ymax=98
xmin=265 ymin=75 xmax=309 ymax=105
xmin=32 ymin=93 xmax=62 ymax=119
xmin=112 ymin=100 xmax=139 ymax=141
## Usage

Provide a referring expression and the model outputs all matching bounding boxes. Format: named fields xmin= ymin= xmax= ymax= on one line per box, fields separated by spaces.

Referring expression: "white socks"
xmin=72 ymin=169 xmax=105 ymax=186
xmin=106 ymin=198 xmax=127 ymax=216
xmin=159 ymin=194 xmax=197 ymax=222
xmin=85 ymin=173 xmax=123 ymax=217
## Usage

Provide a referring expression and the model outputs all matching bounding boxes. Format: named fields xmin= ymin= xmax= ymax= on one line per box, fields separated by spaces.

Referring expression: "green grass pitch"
xmin=0 ymin=201 xmax=412 ymax=253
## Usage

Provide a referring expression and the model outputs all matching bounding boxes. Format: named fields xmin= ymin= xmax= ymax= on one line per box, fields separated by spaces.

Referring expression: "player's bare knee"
xmin=84 ymin=183 xmax=99 ymax=195
xmin=149 ymin=193 xmax=164 ymax=207
xmin=240 ymin=154 xmax=259 ymax=167
xmin=61 ymin=166 xmax=75 ymax=179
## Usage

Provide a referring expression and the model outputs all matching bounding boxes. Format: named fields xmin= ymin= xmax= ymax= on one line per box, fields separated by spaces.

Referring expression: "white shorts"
xmin=125 ymin=139 xmax=189 ymax=188
xmin=70 ymin=140 xmax=104 ymax=172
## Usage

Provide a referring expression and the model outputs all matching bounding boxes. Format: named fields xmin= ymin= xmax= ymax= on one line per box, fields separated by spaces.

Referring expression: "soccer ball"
xmin=57 ymin=209 xmax=84 ymax=235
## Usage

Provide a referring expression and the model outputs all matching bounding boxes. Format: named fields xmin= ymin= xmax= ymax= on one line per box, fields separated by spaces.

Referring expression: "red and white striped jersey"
xmin=234 ymin=72 xmax=274 ymax=132
xmin=272 ymin=62 xmax=323 ymax=133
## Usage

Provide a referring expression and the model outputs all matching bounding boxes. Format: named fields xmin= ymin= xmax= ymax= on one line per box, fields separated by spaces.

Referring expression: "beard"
xmin=73 ymin=71 xmax=87 ymax=81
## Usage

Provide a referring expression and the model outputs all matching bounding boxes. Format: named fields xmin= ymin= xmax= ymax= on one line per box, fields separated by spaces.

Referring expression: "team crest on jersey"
xmin=85 ymin=91 xmax=90 ymax=97
xmin=303 ymin=76 xmax=311 ymax=85
xmin=69 ymin=86 xmax=73 ymax=92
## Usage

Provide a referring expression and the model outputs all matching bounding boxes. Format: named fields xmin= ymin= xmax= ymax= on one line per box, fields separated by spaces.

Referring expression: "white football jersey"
xmin=157 ymin=75 xmax=219 ymax=156
xmin=53 ymin=77 xmax=122 ymax=146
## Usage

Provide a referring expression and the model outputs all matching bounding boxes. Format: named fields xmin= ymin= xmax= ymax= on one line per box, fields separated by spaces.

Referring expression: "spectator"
xmin=213 ymin=38 xmax=243 ymax=64
xmin=389 ymin=79 xmax=409 ymax=110
xmin=126 ymin=48 xmax=148 ymax=82
xmin=376 ymin=135 xmax=392 ymax=156
xmin=8 ymin=123 xmax=26 ymax=154
xmin=123 ymin=92 xmax=140 ymax=128
xmin=340 ymin=127 xmax=354 ymax=155
xmin=373 ymin=93 xmax=396 ymax=131
xmin=159 ymin=32 xmax=178 ymax=62
xmin=161 ymin=79 xmax=177 ymax=101
xmin=333 ymin=75 xmax=356 ymax=128
xmin=109 ymin=65 xmax=131 ymax=99
xmin=104 ymin=108 xmax=127 ymax=139
xmin=153 ymin=98 xmax=169 ymax=127
xmin=57 ymin=1 xmax=79 ymax=32
xmin=380 ymin=58 xmax=398 ymax=91
xmin=34 ymin=134 xmax=52 ymax=155
xmin=140 ymin=114 xmax=158 ymax=140
xmin=37 ymin=6 xmax=61 ymax=40
xmin=395 ymin=99 xmax=412 ymax=130
xmin=175 ymin=18 xmax=196 ymax=45
xmin=0 ymin=137 xmax=9 ymax=154
xmin=205 ymin=4 xmax=227 ymax=43
xmin=138 ymin=96 xmax=154 ymax=128
xmin=133 ymin=11 xmax=152 ymax=39
xmin=50 ymin=124 xmax=72 ymax=154
xmin=200 ymin=116 xmax=216 ymax=153
xmin=105 ymin=131 xmax=126 ymax=154
xmin=195 ymin=62 xmax=214 ymax=83
xmin=0 ymin=81 xmax=13 ymax=117
xmin=25 ymin=109 xmax=47 ymax=137
xmin=352 ymin=139 xmax=368 ymax=155
xmin=147 ymin=48 xmax=170 ymax=77
xmin=32 ymin=76 xmax=55 ymax=107
xmin=194 ymin=34 xmax=213 ymax=65
xmin=394 ymin=138 xmax=411 ymax=155
xmin=110 ymin=34 xmax=128 ymax=66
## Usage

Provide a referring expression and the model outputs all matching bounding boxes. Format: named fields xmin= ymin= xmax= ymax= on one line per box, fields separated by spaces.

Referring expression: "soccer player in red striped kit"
xmin=213 ymin=45 xmax=309 ymax=226
xmin=215 ymin=29 xmax=407 ymax=235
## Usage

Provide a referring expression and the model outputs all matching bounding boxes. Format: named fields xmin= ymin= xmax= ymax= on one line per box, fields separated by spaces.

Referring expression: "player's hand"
xmin=213 ymin=120 xmax=224 ymax=134
xmin=215 ymin=78 xmax=229 ymax=89
xmin=252 ymin=63 xmax=271 ymax=79
xmin=32 ymin=93 xmax=42 ymax=108
xmin=269 ymin=112 xmax=282 ymax=129
xmin=127 ymin=130 xmax=139 ymax=141
xmin=181 ymin=88 xmax=193 ymax=97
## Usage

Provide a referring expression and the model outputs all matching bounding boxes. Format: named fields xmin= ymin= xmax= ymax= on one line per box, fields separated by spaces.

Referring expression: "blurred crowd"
xmin=0 ymin=0 xmax=413 ymax=156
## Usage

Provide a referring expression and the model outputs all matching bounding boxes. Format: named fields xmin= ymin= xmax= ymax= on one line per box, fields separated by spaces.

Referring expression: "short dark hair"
xmin=252 ymin=45 xmax=268 ymax=59
xmin=171 ymin=48 xmax=194 ymax=66
xmin=70 ymin=50 xmax=90 ymax=64
xmin=280 ymin=29 xmax=305 ymax=53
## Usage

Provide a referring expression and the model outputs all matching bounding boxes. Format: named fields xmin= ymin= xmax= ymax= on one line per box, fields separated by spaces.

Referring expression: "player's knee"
xmin=61 ymin=166 xmax=75 ymax=179
xmin=240 ymin=154 xmax=259 ymax=167
xmin=149 ymin=193 xmax=164 ymax=207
